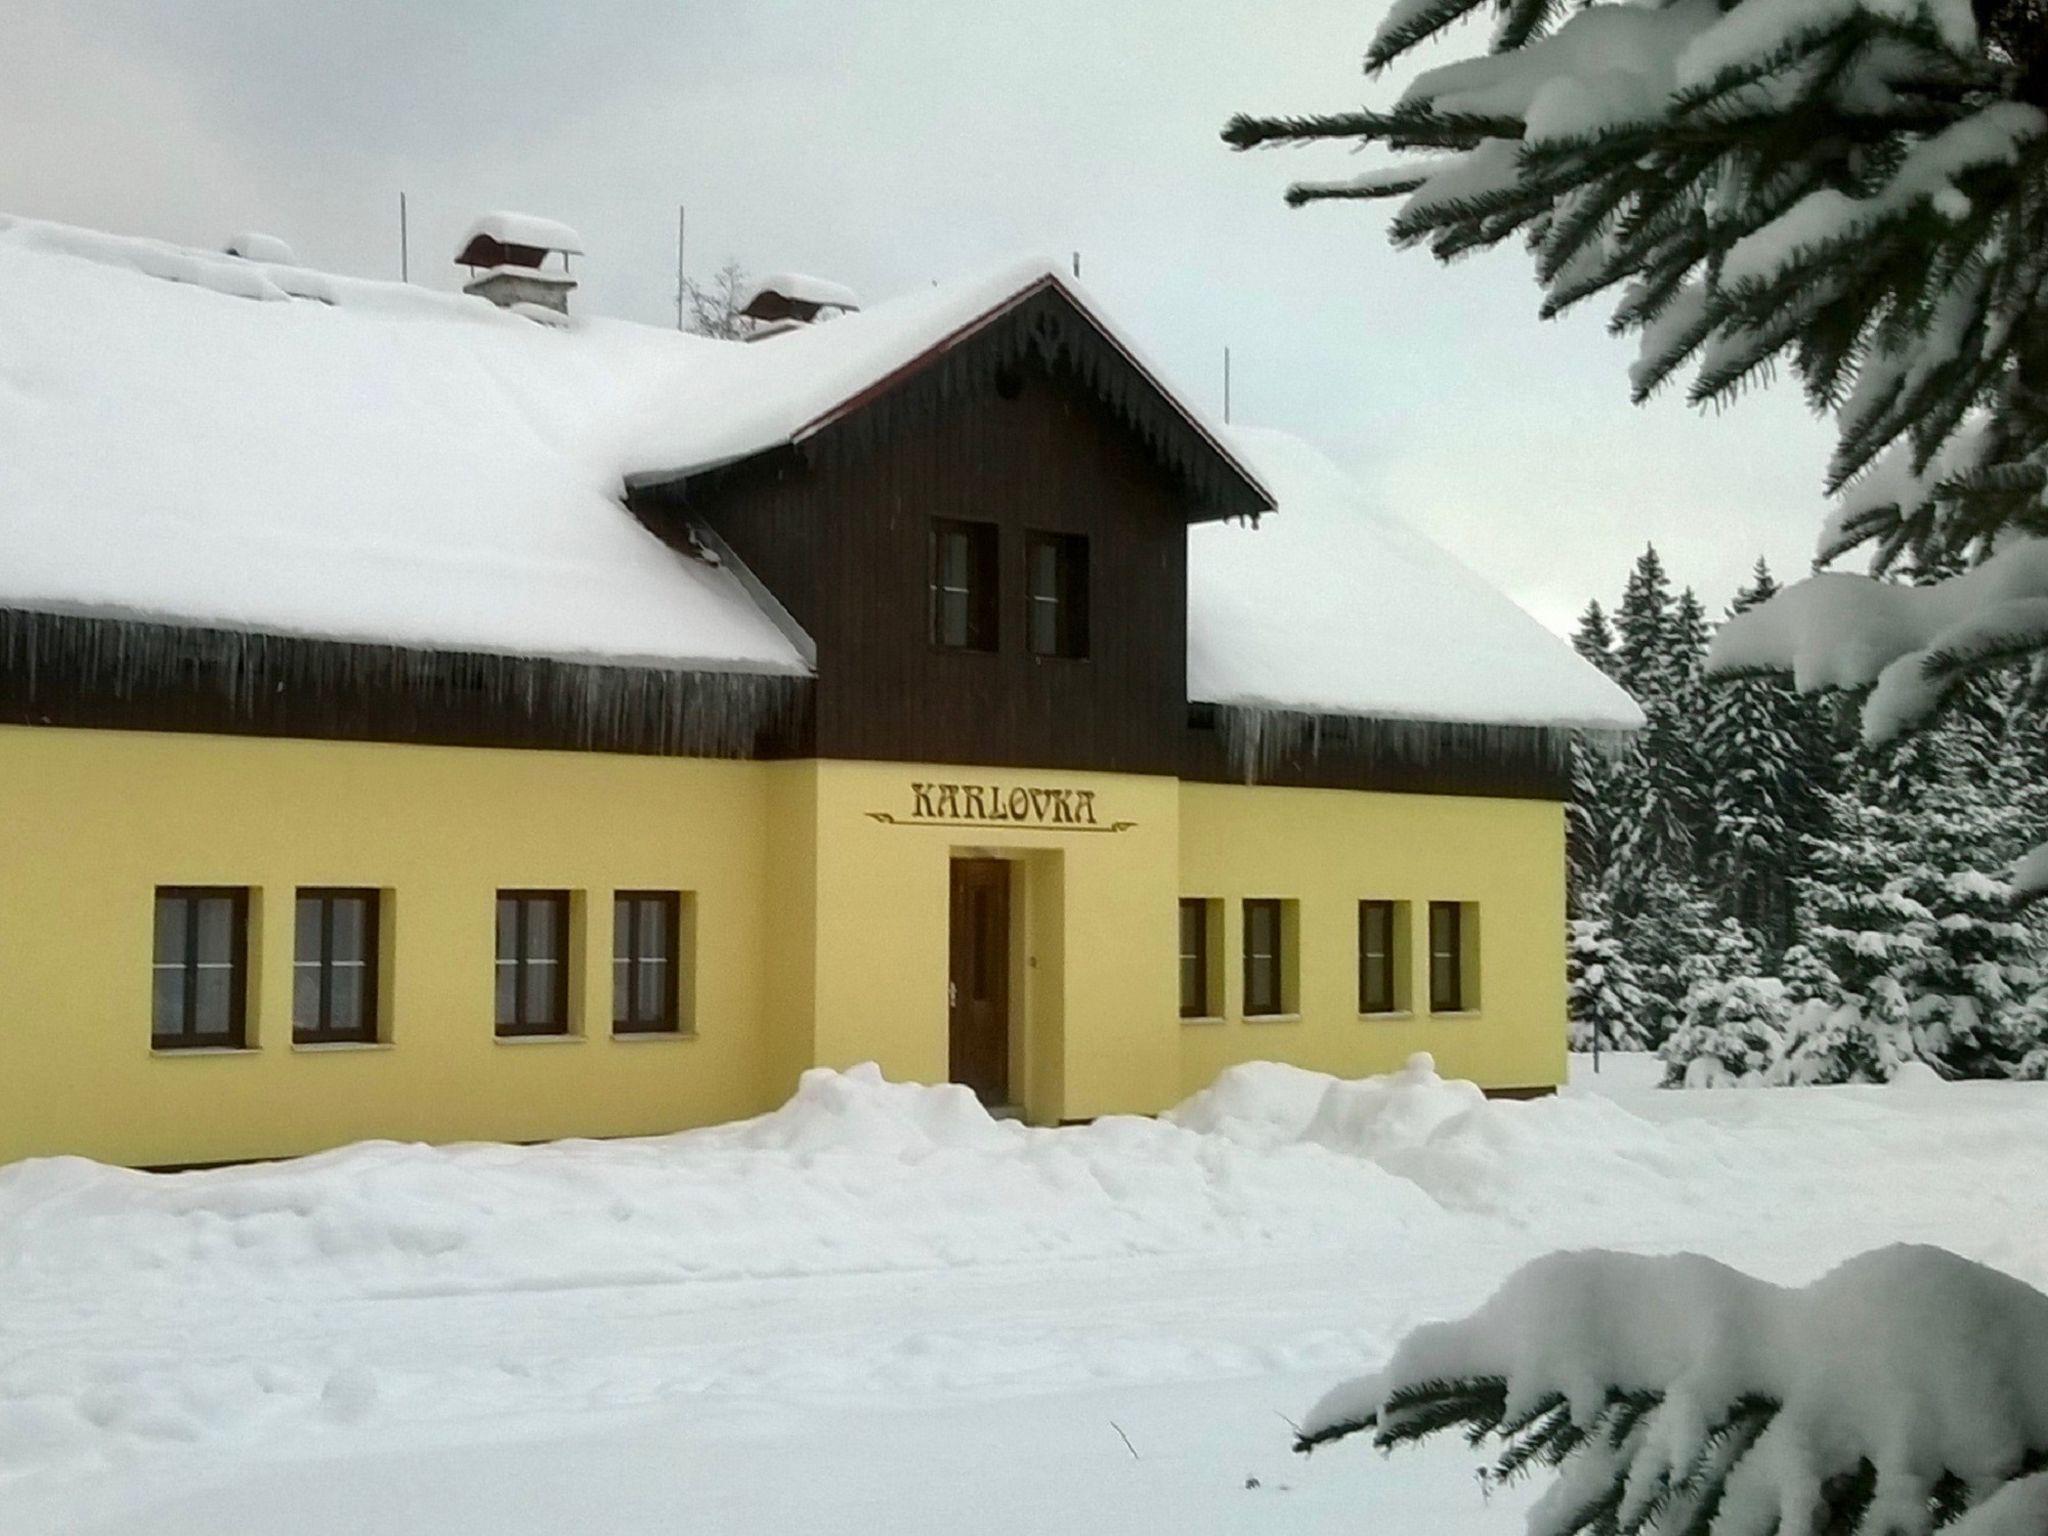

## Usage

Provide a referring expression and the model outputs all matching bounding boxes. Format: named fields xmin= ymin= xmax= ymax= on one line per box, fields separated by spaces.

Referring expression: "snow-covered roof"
xmin=460 ymin=211 xmax=584 ymax=256
xmin=626 ymin=258 xmax=1268 ymax=498
xmin=1190 ymin=428 xmax=1645 ymax=733
xmin=738 ymin=271 xmax=860 ymax=315
xmin=0 ymin=213 xmax=1632 ymax=734
xmin=0 ymin=216 xmax=802 ymax=676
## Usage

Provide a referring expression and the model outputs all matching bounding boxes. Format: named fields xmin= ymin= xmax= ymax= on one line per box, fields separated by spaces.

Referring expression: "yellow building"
xmin=0 ymin=216 xmax=1641 ymax=1167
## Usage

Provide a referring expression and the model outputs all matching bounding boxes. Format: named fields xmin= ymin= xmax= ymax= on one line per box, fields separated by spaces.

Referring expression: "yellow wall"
xmin=1176 ymin=781 xmax=1568 ymax=1095
xmin=0 ymin=727 xmax=1566 ymax=1167
xmin=803 ymin=761 xmax=1183 ymax=1123
xmin=0 ymin=725 xmax=784 ymax=1167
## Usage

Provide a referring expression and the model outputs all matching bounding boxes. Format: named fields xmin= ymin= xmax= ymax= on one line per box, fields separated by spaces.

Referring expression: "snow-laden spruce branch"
xmin=1298 ymin=1246 xmax=2048 ymax=1536
xmin=1227 ymin=0 xmax=2048 ymax=881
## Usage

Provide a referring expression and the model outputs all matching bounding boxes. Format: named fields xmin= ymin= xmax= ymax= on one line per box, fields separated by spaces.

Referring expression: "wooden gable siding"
xmin=672 ymin=355 xmax=1191 ymax=776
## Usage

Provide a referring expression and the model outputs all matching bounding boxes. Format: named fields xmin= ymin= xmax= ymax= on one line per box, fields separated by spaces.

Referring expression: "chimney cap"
xmin=738 ymin=271 xmax=860 ymax=324
xmin=455 ymin=211 xmax=585 ymax=270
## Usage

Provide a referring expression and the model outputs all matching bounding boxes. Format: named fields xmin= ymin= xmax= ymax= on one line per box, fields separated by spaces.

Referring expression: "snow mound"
xmin=1161 ymin=1060 xmax=1341 ymax=1144
xmin=1305 ymin=1244 xmax=2048 ymax=1536
xmin=725 ymin=1064 xmax=1021 ymax=1155
xmin=1889 ymin=1060 xmax=1947 ymax=1089
xmin=1300 ymin=1053 xmax=1489 ymax=1161
xmin=1162 ymin=1053 xmax=1486 ymax=1156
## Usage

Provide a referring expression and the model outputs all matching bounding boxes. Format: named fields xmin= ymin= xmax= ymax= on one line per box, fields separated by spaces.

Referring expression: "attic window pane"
xmin=929 ymin=519 xmax=998 ymax=651
xmin=1025 ymin=531 xmax=1088 ymax=659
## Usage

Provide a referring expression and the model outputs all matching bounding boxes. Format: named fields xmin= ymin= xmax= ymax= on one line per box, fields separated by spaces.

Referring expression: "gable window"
xmin=1025 ymin=530 xmax=1089 ymax=659
xmin=1178 ymin=898 xmax=1214 ymax=1019
xmin=1243 ymin=898 xmax=1287 ymax=1018
xmin=1359 ymin=900 xmax=1401 ymax=1015
xmin=496 ymin=890 xmax=572 ymax=1037
xmin=152 ymin=887 xmax=250 ymax=1050
xmin=614 ymin=891 xmax=686 ymax=1034
xmin=929 ymin=518 xmax=999 ymax=650
xmin=294 ymin=888 xmax=381 ymax=1044
xmin=1429 ymin=901 xmax=1470 ymax=1013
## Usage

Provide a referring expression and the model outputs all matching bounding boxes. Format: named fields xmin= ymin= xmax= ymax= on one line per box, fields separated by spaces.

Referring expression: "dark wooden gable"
xmin=636 ymin=318 xmax=1221 ymax=775
xmin=785 ymin=280 xmax=1272 ymax=527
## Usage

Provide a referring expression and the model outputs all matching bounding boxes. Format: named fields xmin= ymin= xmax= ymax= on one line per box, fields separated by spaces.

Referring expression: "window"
xmin=152 ymin=887 xmax=249 ymax=1050
xmin=1359 ymin=900 xmax=1400 ymax=1014
xmin=1025 ymin=530 xmax=1089 ymax=659
xmin=1429 ymin=901 xmax=1468 ymax=1013
xmin=1243 ymin=898 xmax=1286 ymax=1017
xmin=496 ymin=890 xmax=571 ymax=1036
xmin=294 ymin=888 xmax=381 ymax=1044
xmin=614 ymin=891 xmax=685 ymax=1034
xmin=1178 ymin=898 xmax=1213 ymax=1019
xmin=929 ymin=518 xmax=999 ymax=650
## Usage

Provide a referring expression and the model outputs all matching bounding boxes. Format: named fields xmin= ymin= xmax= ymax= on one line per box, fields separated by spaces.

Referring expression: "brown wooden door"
xmin=948 ymin=859 xmax=1011 ymax=1105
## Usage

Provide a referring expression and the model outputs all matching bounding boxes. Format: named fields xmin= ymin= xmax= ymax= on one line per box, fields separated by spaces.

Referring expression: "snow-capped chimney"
xmin=224 ymin=232 xmax=297 ymax=265
xmin=455 ymin=211 xmax=583 ymax=318
xmin=738 ymin=272 xmax=859 ymax=340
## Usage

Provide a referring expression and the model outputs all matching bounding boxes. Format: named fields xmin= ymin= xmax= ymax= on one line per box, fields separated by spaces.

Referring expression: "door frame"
xmin=947 ymin=856 xmax=1015 ymax=1106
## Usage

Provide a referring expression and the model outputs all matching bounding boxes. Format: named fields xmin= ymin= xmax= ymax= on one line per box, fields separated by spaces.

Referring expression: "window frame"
xmin=495 ymin=889 xmax=573 ymax=1038
xmin=1178 ymin=898 xmax=1213 ymax=1020
xmin=612 ymin=890 xmax=683 ymax=1035
xmin=1359 ymin=899 xmax=1399 ymax=1015
xmin=928 ymin=517 xmax=1000 ymax=652
xmin=1242 ymin=897 xmax=1286 ymax=1018
xmin=292 ymin=886 xmax=382 ymax=1046
xmin=1429 ymin=901 xmax=1466 ymax=1014
xmin=1024 ymin=529 xmax=1090 ymax=660
xmin=151 ymin=885 xmax=250 ymax=1051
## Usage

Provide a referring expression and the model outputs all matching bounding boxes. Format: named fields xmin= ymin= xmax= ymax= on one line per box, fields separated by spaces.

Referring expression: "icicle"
xmin=0 ymin=607 xmax=811 ymax=759
xmin=1211 ymin=703 xmax=1580 ymax=792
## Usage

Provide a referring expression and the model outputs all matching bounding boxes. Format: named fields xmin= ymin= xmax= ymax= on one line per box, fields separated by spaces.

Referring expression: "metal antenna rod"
xmin=676 ymin=205 xmax=687 ymax=331
xmin=399 ymin=192 xmax=409 ymax=283
xmin=1224 ymin=346 xmax=1232 ymax=424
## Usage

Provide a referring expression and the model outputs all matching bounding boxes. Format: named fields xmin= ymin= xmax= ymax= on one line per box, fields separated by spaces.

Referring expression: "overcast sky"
xmin=4 ymin=0 xmax=1840 ymax=634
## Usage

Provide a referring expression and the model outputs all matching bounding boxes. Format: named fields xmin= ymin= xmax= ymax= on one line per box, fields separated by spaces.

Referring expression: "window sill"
xmin=1178 ymin=1014 xmax=1226 ymax=1027
xmin=612 ymin=1029 xmax=694 ymax=1043
xmin=1359 ymin=1010 xmax=1415 ymax=1022
xmin=493 ymin=1032 xmax=584 ymax=1045
xmin=150 ymin=1045 xmax=257 ymax=1058
xmin=292 ymin=1040 xmax=392 ymax=1053
xmin=1243 ymin=1012 xmax=1302 ymax=1024
xmin=1430 ymin=1010 xmax=1483 ymax=1020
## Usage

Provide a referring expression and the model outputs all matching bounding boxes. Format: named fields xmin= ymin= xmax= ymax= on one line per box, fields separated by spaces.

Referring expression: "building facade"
xmin=0 ymin=217 xmax=1640 ymax=1167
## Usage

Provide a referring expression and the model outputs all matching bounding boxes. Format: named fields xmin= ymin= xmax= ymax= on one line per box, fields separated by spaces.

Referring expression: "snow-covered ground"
xmin=3 ymin=1052 xmax=2044 ymax=1534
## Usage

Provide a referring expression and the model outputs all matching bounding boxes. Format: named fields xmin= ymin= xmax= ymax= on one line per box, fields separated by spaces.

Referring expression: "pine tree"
xmin=1699 ymin=561 xmax=1823 ymax=957
xmin=1663 ymin=974 xmax=1794 ymax=1087
xmin=1571 ymin=600 xmax=1616 ymax=676
xmin=1567 ymin=900 xmax=1650 ymax=1054
xmin=1226 ymin=5 xmax=2048 ymax=645
xmin=1609 ymin=867 xmax=1716 ymax=1047
xmin=1784 ymin=774 xmax=2042 ymax=1081
xmin=1611 ymin=547 xmax=1673 ymax=702
xmin=1566 ymin=603 xmax=1624 ymax=915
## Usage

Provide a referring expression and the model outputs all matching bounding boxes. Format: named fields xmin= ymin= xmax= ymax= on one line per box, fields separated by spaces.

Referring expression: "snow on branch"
xmin=1229 ymin=0 xmax=2048 ymax=703
xmin=1707 ymin=542 xmax=2048 ymax=740
xmin=1300 ymin=1245 xmax=2048 ymax=1536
